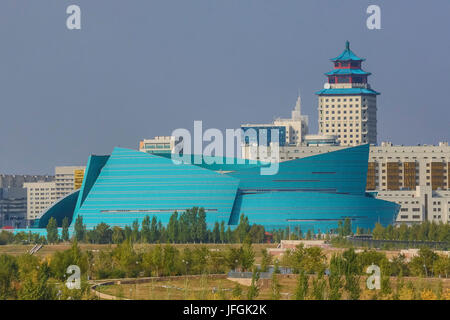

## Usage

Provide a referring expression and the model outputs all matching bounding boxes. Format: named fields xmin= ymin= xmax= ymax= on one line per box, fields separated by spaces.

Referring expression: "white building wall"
xmin=318 ymin=94 xmax=377 ymax=146
xmin=377 ymin=187 xmax=450 ymax=224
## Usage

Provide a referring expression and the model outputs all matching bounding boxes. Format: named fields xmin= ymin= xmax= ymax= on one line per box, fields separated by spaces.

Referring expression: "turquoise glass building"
xmin=33 ymin=144 xmax=399 ymax=234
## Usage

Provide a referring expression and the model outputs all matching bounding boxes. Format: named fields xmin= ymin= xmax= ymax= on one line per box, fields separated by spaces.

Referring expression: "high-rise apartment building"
xmin=23 ymin=181 xmax=57 ymax=221
xmin=23 ymin=166 xmax=85 ymax=221
xmin=366 ymin=142 xmax=449 ymax=191
xmin=0 ymin=174 xmax=53 ymax=188
xmin=55 ymin=166 xmax=86 ymax=198
xmin=0 ymin=188 xmax=27 ymax=228
xmin=0 ymin=174 xmax=54 ymax=228
xmin=316 ymin=41 xmax=379 ymax=146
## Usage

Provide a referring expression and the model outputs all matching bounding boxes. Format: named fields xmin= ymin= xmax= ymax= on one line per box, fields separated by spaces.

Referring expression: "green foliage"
xmin=61 ymin=217 xmax=70 ymax=242
xmin=341 ymin=249 xmax=361 ymax=299
xmin=248 ymin=224 xmax=265 ymax=243
xmin=0 ymin=230 xmax=14 ymax=245
xmin=273 ymin=259 xmax=280 ymax=274
xmin=219 ymin=221 xmax=225 ymax=244
xmin=342 ymin=248 xmax=360 ymax=275
xmin=95 ymin=223 xmax=113 ymax=244
xmin=371 ymin=221 xmax=450 ymax=243
xmin=240 ymin=243 xmax=255 ymax=271
xmin=112 ymin=226 xmax=125 ymax=244
xmin=224 ymin=244 xmax=255 ymax=272
xmin=232 ymin=283 xmax=242 ymax=299
xmin=282 ymin=244 xmax=326 ymax=275
xmin=131 ymin=219 xmax=140 ymax=243
xmin=311 ymin=274 xmax=327 ymax=300
xmin=236 ymin=214 xmax=251 ymax=243
xmin=74 ymin=215 xmax=86 ymax=242
xmin=212 ymin=222 xmax=220 ymax=243
xmin=380 ymin=274 xmax=392 ymax=295
xmin=390 ymin=254 xmax=410 ymax=277
xmin=112 ymin=239 xmax=141 ymax=278
xmin=18 ymin=261 xmax=56 ymax=300
xmin=46 ymin=217 xmax=59 ymax=244
xmin=246 ymin=268 xmax=260 ymax=300
xmin=433 ymin=254 xmax=450 ymax=278
xmin=337 ymin=218 xmax=353 ymax=237
xmin=409 ymin=247 xmax=439 ymax=277
xmin=206 ymin=250 xmax=227 ymax=274
xmin=357 ymin=249 xmax=390 ymax=275
xmin=86 ymin=223 xmax=113 ymax=244
xmin=328 ymin=254 xmax=344 ymax=300
xmin=0 ymin=254 xmax=18 ymax=299
xmin=294 ymin=271 xmax=308 ymax=300
xmin=260 ymin=249 xmax=272 ymax=272
xmin=344 ymin=273 xmax=361 ymax=300
xmin=16 ymin=254 xmax=39 ymax=280
xmin=50 ymin=240 xmax=88 ymax=281
xmin=17 ymin=209 xmax=266 ymax=246
xmin=70 ymin=209 xmax=266 ymax=245
xmin=196 ymin=208 xmax=207 ymax=243
xmin=270 ymin=273 xmax=281 ymax=300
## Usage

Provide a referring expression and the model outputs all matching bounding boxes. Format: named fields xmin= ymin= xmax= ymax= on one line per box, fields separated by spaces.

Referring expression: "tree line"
xmin=0 ymin=239 xmax=257 ymax=300
xmin=54 ymin=208 xmax=265 ymax=245
xmin=1 ymin=239 xmax=449 ymax=300
xmin=270 ymin=219 xmax=450 ymax=244
xmin=371 ymin=221 xmax=450 ymax=242
xmin=1 ymin=214 xmax=449 ymax=247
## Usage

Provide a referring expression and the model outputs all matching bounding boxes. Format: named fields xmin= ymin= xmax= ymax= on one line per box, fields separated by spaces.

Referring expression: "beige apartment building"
xmin=24 ymin=166 xmax=85 ymax=221
xmin=23 ymin=181 xmax=57 ymax=220
xmin=55 ymin=166 xmax=86 ymax=199
xmin=317 ymin=94 xmax=377 ymax=146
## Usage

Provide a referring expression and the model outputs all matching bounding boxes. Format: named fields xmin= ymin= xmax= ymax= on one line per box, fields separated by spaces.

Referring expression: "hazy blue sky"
xmin=0 ymin=0 xmax=449 ymax=174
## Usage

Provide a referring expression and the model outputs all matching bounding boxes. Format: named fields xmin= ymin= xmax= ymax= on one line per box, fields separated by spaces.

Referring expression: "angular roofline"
xmin=331 ymin=41 xmax=365 ymax=62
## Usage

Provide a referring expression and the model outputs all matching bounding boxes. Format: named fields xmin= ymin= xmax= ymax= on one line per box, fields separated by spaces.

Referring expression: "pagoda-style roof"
xmin=331 ymin=41 xmax=365 ymax=62
xmin=315 ymin=88 xmax=379 ymax=95
xmin=325 ymin=69 xmax=371 ymax=76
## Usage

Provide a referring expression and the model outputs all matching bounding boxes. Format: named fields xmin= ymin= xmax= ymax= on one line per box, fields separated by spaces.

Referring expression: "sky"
xmin=0 ymin=0 xmax=449 ymax=175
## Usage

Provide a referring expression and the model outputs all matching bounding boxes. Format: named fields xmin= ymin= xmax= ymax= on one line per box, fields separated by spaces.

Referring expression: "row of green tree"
xmin=371 ymin=221 xmax=450 ymax=242
xmin=0 ymin=239 xmax=258 ymax=299
xmin=1 ymin=239 xmax=449 ymax=300
xmin=0 ymin=241 xmax=93 ymax=300
xmin=279 ymin=244 xmax=449 ymax=279
xmin=51 ymin=208 xmax=266 ymax=245
xmin=0 ymin=209 xmax=266 ymax=245
xmin=2 ymin=216 xmax=450 ymax=247
xmin=270 ymin=220 xmax=450 ymax=243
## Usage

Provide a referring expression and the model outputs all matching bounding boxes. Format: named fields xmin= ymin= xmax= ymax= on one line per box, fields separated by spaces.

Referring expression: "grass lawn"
xmin=0 ymin=243 xmax=277 ymax=259
xmin=95 ymin=274 xmax=450 ymax=300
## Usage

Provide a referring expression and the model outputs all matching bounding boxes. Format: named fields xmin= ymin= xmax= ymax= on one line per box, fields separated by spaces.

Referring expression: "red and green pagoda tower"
xmin=316 ymin=41 xmax=379 ymax=146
